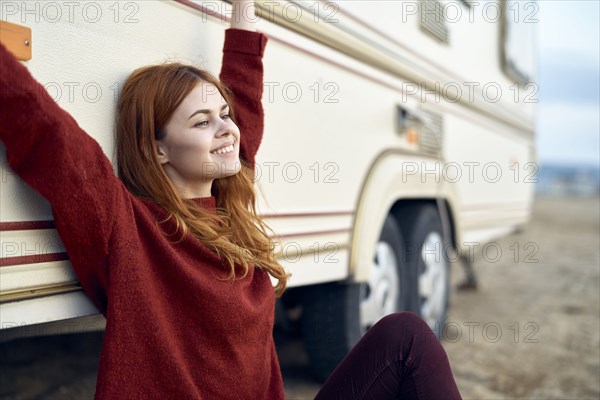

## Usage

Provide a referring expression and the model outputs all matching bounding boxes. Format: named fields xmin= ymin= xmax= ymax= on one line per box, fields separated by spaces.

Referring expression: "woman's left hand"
xmin=230 ymin=0 xmax=257 ymax=31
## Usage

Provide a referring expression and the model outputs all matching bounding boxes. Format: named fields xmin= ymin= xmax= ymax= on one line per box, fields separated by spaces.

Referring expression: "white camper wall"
xmin=336 ymin=0 xmax=536 ymax=122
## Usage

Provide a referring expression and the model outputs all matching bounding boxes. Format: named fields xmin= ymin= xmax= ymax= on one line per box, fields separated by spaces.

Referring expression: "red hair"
xmin=115 ymin=62 xmax=289 ymax=297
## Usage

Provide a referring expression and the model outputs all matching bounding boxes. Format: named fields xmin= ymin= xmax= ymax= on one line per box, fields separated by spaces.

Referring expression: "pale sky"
xmin=536 ymin=0 xmax=600 ymax=166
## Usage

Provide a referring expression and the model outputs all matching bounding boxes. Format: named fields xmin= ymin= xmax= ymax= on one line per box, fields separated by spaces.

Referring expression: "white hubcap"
xmin=419 ymin=232 xmax=448 ymax=331
xmin=359 ymin=242 xmax=400 ymax=333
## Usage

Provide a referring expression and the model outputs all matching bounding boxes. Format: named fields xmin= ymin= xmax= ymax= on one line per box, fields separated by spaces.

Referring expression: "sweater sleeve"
xmin=0 ymin=42 xmax=129 ymax=314
xmin=218 ymin=28 xmax=268 ymax=170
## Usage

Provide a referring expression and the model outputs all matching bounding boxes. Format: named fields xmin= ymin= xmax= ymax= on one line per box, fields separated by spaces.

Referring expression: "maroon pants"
xmin=314 ymin=312 xmax=462 ymax=400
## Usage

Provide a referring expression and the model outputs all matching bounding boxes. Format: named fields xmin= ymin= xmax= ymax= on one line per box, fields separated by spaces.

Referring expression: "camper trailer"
xmin=0 ymin=0 xmax=536 ymax=380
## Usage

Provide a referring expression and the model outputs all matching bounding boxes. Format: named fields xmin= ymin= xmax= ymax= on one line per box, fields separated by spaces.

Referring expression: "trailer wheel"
xmin=301 ymin=215 xmax=409 ymax=382
xmin=397 ymin=203 xmax=451 ymax=338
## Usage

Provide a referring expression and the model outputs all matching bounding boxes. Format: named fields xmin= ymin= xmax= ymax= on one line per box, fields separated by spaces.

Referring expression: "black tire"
xmin=301 ymin=214 xmax=410 ymax=383
xmin=396 ymin=203 xmax=451 ymax=338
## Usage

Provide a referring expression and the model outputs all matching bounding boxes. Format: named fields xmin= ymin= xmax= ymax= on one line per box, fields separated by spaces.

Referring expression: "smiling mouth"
xmin=210 ymin=144 xmax=235 ymax=155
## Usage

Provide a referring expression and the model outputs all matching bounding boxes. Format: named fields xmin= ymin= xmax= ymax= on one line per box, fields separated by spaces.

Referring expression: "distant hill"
xmin=536 ymin=163 xmax=600 ymax=196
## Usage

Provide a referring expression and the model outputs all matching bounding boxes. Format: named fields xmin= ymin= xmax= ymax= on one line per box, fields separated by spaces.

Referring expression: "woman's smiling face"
xmin=156 ymin=81 xmax=241 ymax=198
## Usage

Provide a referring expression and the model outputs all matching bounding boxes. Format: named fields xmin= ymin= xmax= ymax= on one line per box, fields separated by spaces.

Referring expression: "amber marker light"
xmin=406 ymin=127 xmax=419 ymax=145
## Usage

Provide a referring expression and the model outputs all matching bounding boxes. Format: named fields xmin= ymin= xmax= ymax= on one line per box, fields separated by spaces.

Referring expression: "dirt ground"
xmin=1 ymin=196 xmax=599 ymax=399
xmin=442 ymin=195 xmax=599 ymax=399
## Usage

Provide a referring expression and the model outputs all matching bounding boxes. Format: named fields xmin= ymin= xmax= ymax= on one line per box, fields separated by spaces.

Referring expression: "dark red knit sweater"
xmin=0 ymin=29 xmax=285 ymax=399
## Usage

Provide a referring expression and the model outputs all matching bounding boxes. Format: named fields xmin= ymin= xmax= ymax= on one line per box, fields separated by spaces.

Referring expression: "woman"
xmin=0 ymin=1 xmax=461 ymax=399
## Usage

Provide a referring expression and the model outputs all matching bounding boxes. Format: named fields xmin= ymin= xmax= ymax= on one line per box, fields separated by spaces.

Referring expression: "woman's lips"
xmin=210 ymin=144 xmax=236 ymax=156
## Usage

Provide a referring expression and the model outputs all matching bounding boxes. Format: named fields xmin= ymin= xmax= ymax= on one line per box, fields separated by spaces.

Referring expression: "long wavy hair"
xmin=115 ymin=62 xmax=290 ymax=298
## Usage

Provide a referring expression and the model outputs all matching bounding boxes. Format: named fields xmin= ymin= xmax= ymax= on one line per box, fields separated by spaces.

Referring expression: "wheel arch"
xmin=348 ymin=150 xmax=461 ymax=282
xmin=390 ymin=198 xmax=458 ymax=252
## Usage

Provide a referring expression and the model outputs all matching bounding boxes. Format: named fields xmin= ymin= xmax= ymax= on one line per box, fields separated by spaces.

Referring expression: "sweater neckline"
xmin=189 ymin=196 xmax=217 ymax=210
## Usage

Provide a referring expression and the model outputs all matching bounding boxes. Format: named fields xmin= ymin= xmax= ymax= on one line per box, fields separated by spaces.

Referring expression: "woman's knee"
xmin=369 ymin=312 xmax=435 ymax=342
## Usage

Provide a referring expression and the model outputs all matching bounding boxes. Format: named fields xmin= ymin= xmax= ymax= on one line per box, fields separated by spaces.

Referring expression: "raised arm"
xmin=0 ymin=43 xmax=128 ymax=314
xmin=219 ymin=0 xmax=268 ymax=170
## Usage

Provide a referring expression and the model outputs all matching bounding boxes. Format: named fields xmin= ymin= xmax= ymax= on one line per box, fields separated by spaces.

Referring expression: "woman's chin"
xmin=219 ymin=159 xmax=242 ymax=177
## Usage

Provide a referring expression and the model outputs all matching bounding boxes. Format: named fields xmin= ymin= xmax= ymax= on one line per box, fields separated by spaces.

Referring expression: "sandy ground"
xmin=1 ymin=196 xmax=599 ymax=399
xmin=442 ymin=195 xmax=600 ymax=399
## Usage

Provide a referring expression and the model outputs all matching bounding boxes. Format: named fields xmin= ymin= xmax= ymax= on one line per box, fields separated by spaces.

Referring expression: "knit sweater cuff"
xmin=223 ymin=28 xmax=268 ymax=57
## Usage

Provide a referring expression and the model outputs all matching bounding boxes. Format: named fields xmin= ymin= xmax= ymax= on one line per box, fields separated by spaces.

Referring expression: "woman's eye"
xmin=221 ymin=114 xmax=230 ymax=120
xmin=194 ymin=120 xmax=208 ymax=127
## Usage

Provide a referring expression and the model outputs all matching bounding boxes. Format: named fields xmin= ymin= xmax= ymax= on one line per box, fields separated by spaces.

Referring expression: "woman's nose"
xmin=215 ymin=120 xmax=231 ymax=137
xmin=216 ymin=129 xmax=234 ymax=140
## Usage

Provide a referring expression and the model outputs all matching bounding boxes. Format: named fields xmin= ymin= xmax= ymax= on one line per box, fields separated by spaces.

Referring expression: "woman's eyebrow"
xmin=188 ymin=103 xmax=229 ymax=120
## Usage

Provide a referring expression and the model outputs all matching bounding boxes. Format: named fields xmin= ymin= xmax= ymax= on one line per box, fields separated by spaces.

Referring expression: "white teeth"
xmin=211 ymin=144 xmax=234 ymax=155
